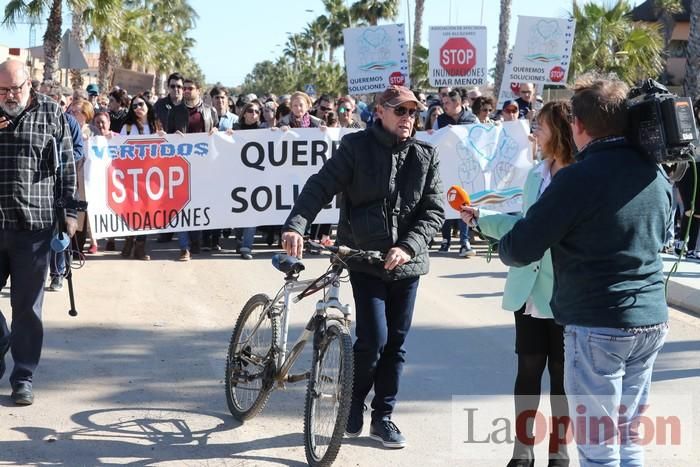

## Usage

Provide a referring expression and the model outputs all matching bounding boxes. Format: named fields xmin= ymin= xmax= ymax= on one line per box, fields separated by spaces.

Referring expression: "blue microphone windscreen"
xmin=51 ymin=234 xmax=70 ymax=252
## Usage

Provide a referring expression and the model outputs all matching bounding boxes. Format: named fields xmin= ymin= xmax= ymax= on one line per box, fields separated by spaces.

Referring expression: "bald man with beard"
xmin=0 ymin=60 xmax=77 ymax=406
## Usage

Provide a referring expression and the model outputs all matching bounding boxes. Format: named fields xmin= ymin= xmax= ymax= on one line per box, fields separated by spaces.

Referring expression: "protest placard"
xmin=343 ymin=24 xmax=409 ymax=95
xmin=429 ymin=26 xmax=487 ymax=88
xmin=84 ymin=124 xmax=533 ymax=238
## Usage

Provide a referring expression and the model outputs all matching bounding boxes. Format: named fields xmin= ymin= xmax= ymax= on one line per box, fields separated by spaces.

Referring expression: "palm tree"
xmin=3 ymin=0 xmax=66 ymax=82
xmin=303 ymin=16 xmax=330 ymax=65
xmin=84 ymin=0 xmax=123 ymax=92
xmin=494 ymin=0 xmax=512 ymax=101
xmin=322 ymin=0 xmax=353 ymax=62
xmin=350 ymin=0 xmax=399 ymax=26
xmin=410 ymin=0 xmax=425 ymax=85
xmin=570 ymin=1 xmax=663 ymax=85
xmin=654 ymin=0 xmax=684 ymax=83
xmin=685 ymin=0 xmax=700 ymax=98
xmin=70 ymin=0 xmax=86 ymax=89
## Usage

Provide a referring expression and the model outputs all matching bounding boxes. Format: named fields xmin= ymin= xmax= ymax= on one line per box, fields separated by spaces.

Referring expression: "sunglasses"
xmin=246 ymin=108 xmax=260 ymax=114
xmin=169 ymin=84 xmax=183 ymax=89
xmin=480 ymin=108 xmax=493 ymax=113
xmin=132 ymin=101 xmax=146 ymax=109
xmin=390 ymin=106 xmax=418 ymax=118
xmin=338 ymin=106 xmax=349 ymax=113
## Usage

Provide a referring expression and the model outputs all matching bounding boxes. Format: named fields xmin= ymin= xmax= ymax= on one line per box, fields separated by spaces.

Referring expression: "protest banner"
xmin=428 ymin=26 xmax=487 ymax=88
xmin=497 ymin=16 xmax=576 ymax=107
xmin=343 ymin=24 xmax=409 ymax=95
xmin=84 ymin=124 xmax=533 ymax=238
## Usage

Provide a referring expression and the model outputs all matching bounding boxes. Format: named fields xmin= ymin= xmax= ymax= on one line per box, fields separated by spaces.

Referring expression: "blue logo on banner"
xmin=305 ymin=84 xmax=316 ymax=96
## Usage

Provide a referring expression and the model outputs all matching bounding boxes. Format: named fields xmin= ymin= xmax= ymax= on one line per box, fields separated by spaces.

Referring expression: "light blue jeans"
xmin=564 ymin=323 xmax=668 ymax=467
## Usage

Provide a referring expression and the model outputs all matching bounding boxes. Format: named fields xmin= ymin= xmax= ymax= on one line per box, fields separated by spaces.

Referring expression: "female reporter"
xmin=462 ymin=101 xmax=575 ymax=467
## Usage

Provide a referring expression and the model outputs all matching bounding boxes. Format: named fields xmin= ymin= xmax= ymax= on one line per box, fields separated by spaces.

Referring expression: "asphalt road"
xmin=1 ymin=239 xmax=698 ymax=466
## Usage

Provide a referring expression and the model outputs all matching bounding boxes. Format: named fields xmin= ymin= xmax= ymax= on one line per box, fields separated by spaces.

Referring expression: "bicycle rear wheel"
xmin=303 ymin=322 xmax=354 ymax=467
xmin=225 ymin=293 xmax=278 ymax=421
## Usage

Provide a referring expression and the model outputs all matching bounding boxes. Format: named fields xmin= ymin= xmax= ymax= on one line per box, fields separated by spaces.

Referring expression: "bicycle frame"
xmin=270 ymin=263 xmax=352 ymax=386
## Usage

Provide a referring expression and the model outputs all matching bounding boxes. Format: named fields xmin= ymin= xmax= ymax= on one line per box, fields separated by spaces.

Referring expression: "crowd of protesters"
xmin=31 ymin=71 xmax=700 ymax=291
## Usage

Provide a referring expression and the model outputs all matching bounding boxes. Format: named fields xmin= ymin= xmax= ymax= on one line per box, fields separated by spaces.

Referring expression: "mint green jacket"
xmin=477 ymin=161 xmax=554 ymax=318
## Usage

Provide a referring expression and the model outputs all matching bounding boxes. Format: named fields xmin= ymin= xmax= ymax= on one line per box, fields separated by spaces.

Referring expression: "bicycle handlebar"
xmin=305 ymin=240 xmax=384 ymax=265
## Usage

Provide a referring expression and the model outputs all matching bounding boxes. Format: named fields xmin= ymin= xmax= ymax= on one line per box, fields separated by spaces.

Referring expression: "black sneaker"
xmin=0 ymin=340 xmax=9 ymax=380
xmin=369 ymin=418 xmax=406 ymax=448
xmin=438 ymin=241 xmax=449 ymax=252
xmin=49 ymin=275 xmax=63 ymax=291
xmin=345 ymin=402 xmax=367 ymax=438
xmin=11 ymin=382 xmax=34 ymax=406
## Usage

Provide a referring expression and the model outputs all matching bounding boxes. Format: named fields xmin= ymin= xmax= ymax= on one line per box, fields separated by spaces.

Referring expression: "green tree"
xmin=411 ymin=0 xmax=425 ymax=86
xmin=350 ymin=0 xmax=399 ymax=26
xmin=570 ymin=1 xmax=663 ymax=85
xmin=322 ymin=0 xmax=353 ymax=62
xmin=3 ymin=0 xmax=69 ymax=82
xmin=685 ymin=0 xmax=700 ymax=98
xmin=494 ymin=0 xmax=512 ymax=99
xmin=303 ymin=15 xmax=330 ymax=65
xmin=69 ymin=0 xmax=87 ymax=89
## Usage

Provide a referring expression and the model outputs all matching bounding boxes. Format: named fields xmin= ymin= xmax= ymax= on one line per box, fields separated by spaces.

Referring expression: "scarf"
xmin=290 ymin=112 xmax=311 ymax=128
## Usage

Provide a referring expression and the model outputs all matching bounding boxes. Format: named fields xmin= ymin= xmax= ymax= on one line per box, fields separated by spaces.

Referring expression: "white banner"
xmin=343 ymin=24 xmax=409 ymax=95
xmin=428 ymin=26 xmax=487 ymax=88
xmin=84 ymin=125 xmax=533 ymax=238
xmin=497 ymin=16 xmax=576 ymax=108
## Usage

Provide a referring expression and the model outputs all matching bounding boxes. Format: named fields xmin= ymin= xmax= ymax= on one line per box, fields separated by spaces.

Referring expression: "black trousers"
xmin=0 ymin=228 xmax=52 ymax=387
xmin=348 ymin=271 xmax=419 ymax=422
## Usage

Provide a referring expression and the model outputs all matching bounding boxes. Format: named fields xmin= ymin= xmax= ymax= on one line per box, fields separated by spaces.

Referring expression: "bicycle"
xmin=225 ymin=241 xmax=384 ymax=467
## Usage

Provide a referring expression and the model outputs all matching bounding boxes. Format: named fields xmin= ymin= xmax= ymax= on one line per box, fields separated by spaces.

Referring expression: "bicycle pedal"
xmin=286 ymin=371 xmax=310 ymax=383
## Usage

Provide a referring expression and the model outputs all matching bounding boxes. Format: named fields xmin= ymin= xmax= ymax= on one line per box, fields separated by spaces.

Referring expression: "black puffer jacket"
xmin=284 ymin=121 xmax=444 ymax=281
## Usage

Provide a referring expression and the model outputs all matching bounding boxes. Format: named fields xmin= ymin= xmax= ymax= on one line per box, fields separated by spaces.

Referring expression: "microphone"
xmin=50 ymin=232 xmax=70 ymax=252
xmin=447 ymin=185 xmax=471 ymax=210
xmin=447 ymin=185 xmax=480 ymax=229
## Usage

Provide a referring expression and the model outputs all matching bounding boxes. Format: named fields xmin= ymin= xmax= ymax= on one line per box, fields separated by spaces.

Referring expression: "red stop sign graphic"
xmin=107 ymin=140 xmax=191 ymax=230
xmin=549 ymin=66 xmax=565 ymax=82
xmin=440 ymin=37 xmax=477 ymax=76
xmin=510 ymin=82 xmax=521 ymax=94
xmin=389 ymin=71 xmax=405 ymax=86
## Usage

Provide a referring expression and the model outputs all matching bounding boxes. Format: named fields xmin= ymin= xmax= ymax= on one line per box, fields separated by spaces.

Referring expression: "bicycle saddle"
xmin=272 ymin=253 xmax=305 ymax=275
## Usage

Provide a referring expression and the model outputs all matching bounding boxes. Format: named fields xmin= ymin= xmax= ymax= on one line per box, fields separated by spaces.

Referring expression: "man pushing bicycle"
xmin=282 ymin=85 xmax=444 ymax=449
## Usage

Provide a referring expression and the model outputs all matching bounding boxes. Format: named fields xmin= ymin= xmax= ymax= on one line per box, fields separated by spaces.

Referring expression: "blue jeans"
xmin=236 ymin=227 xmax=256 ymax=252
xmin=564 ymin=323 xmax=668 ymax=467
xmin=348 ymin=271 xmax=419 ymax=421
xmin=0 ymin=228 xmax=52 ymax=386
xmin=177 ymin=230 xmax=201 ymax=251
xmin=441 ymin=219 xmax=470 ymax=247
xmin=49 ymin=250 xmax=66 ymax=277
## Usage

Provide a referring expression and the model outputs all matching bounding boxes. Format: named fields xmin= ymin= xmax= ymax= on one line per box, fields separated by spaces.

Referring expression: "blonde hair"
xmin=78 ymin=100 xmax=95 ymax=122
xmin=290 ymin=91 xmax=313 ymax=109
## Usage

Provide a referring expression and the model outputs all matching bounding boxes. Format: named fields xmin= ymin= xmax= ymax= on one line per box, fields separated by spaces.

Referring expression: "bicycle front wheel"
xmin=303 ymin=322 xmax=354 ymax=467
xmin=225 ymin=293 xmax=278 ymax=421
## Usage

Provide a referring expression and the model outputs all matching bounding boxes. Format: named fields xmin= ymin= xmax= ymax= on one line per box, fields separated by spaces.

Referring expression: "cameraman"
xmin=0 ymin=60 xmax=77 ymax=406
xmin=495 ymin=75 xmax=671 ymax=465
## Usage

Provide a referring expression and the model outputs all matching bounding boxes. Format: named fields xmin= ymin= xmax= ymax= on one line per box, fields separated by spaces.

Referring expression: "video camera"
xmin=626 ymin=79 xmax=698 ymax=163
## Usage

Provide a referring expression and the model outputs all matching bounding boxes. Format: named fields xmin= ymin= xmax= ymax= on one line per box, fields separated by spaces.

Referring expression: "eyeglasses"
xmin=169 ymin=84 xmax=183 ymax=90
xmin=320 ymin=106 xmax=333 ymax=112
xmin=390 ymin=106 xmax=418 ymax=118
xmin=246 ymin=108 xmax=260 ymax=114
xmin=0 ymin=80 xmax=27 ymax=96
xmin=480 ymin=108 xmax=493 ymax=113
xmin=132 ymin=101 xmax=146 ymax=109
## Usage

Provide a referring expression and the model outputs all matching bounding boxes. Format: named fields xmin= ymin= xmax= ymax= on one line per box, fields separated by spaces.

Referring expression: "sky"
xmin=0 ymin=0 xmax=647 ymax=87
